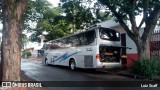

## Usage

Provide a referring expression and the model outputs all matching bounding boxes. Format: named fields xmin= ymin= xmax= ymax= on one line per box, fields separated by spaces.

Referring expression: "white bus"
xmin=42 ymin=27 xmax=127 ymax=70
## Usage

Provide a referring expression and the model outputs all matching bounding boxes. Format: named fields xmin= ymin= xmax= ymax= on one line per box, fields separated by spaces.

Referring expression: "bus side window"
xmin=43 ymin=44 xmax=47 ymax=50
xmin=51 ymin=40 xmax=62 ymax=49
xmin=66 ymin=37 xmax=72 ymax=47
xmin=45 ymin=44 xmax=50 ymax=50
xmin=84 ymin=30 xmax=95 ymax=45
xmin=75 ymin=33 xmax=84 ymax=46
xmin=61 ymin=38 xmax=66 ymax=48
xmin=68 ymin=37 xmax=74 ymax=47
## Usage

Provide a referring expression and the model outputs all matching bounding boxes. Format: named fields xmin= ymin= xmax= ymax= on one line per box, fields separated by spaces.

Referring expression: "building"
xmin=23 ymin=34 xmax=45 ymax=57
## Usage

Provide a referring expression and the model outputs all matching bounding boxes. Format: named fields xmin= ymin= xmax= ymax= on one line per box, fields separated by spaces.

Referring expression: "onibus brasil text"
xmin=2 ymin=82 xmax=42 ymax=88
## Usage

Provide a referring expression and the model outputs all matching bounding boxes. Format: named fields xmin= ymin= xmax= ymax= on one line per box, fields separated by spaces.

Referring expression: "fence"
xmin=150 ymin=30 xmax=160 ymax=56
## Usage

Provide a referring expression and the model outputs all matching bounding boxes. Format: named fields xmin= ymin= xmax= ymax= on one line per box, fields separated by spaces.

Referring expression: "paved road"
xmin=21 ymin=59 xmax=160 ymax=90
xmin=21 ymin=59 xmax=137 ymax=81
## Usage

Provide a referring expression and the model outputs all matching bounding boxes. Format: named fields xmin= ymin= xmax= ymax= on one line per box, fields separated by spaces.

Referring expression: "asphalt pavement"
xmin=20 ymin=58 xmax=160 ymax=90
xmin=21 ymin=59 xmax=139 ymax=81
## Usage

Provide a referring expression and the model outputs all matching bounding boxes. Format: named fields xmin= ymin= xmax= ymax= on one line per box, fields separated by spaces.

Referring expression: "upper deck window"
xmin=99 ymin=28 xmax=120 ymax=41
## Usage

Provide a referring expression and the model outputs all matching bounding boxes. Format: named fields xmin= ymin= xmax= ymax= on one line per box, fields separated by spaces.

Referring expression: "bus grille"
xmin=84 ymin=55 xmax=93 ymax=68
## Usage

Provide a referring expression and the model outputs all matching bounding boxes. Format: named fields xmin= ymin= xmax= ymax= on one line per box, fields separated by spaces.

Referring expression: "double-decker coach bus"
xmin=42 ymin=27 xmax=127 ymax=70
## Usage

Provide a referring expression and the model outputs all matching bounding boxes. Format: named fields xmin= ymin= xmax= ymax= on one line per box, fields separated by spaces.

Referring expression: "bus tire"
xmin=45 ymin=58 xmax=49 ymax=65
xmin=69 ymin=59 xmax=76 ymax=70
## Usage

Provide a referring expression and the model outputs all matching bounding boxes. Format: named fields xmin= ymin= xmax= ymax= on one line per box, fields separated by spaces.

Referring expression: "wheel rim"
xmin=70 ymin=61 xmax=75 ymax=70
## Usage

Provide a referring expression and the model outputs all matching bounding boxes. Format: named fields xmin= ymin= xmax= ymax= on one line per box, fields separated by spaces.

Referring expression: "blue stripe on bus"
xmin=53 ymin=51 xmax=79 ymax=62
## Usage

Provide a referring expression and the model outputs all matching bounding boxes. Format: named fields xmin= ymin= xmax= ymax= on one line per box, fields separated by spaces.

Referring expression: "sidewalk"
xmin=112 ymin=69 xmax=160 ymax=81
xmin=99 ymin=67 xmax=160 ymax=81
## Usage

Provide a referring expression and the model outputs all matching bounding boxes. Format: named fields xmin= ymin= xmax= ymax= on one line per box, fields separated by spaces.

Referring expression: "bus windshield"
xmin=99 ymin=28 xmax=120 ymax=41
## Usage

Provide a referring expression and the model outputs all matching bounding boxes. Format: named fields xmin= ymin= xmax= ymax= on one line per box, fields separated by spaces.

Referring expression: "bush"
xmin=154 ymin=57 xmax=160 ymax=75
xmin=22 ymin=50 xmax=32 ymax=58
xmin=129 ymin=57 xmax=160 ymax=79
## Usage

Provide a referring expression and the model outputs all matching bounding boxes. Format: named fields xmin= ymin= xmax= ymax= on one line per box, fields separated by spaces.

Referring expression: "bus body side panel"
xmin=74 ymin=45 xmax=97 ymax=69
xmin=71 ymin=29 xmax=97 ymax=69
xmin=45 ymin=50 xmax=55 ymax=65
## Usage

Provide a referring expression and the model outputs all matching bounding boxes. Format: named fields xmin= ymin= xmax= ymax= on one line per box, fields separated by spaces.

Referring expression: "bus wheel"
xmin=69 ymin=60 xmax=76 ymax=70
xmin=45 ymin=58 xmax=48 ymax=65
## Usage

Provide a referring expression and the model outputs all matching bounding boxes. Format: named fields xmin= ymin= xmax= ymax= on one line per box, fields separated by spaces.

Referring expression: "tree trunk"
xmin=135 ymin=39 xmax=149 ymax=59
xmin=2 ymin=0 xmax=28 ymax=81
xmin=131 ymin=28 xmax=150 ymax=60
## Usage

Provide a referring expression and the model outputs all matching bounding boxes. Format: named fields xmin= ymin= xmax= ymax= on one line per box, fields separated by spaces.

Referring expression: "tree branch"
xmin=128 ymin=0 xmax=138 ymax=34
xmin=99 ymin=0 xmax=135 ymax=40
xmin=141 ymin=4 xmax=160 ymax=42
xmin=16 ymin=0 xmax=28 ymax=21
xmin=137 ymin=0 xmax=149 ymax=30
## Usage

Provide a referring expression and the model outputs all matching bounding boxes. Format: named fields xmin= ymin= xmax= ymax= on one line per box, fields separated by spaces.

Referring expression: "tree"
xmin=33 ymin=0 xmax=95 ymax=42
xmin=22 ymin=34 xmax=29 ymax=50
xmin=31 ymin=0 xmax=112 ymax=42
xmin=1 ymin=0 xmax=28 ymax=81
xmin=0 ymin=0 xmax=52 ymax=81
xmin=30 ymin=7 xmax=71 ymax=42
xmin=60 ymin=0 xmax=113 ymax=30
xmin=24 ymin=0 xmax=52 ymax=31
xmin=61 ymin=0 xmax=94 ymax=32
xmin=98 ymin=0 xmax=160 ymax=59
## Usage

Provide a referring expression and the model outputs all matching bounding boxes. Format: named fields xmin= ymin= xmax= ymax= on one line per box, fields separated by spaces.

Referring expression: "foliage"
xmin=129 ymin=57 xmax=160 ymax=79
xmin=29 ymin=0 xmax=113 ymax=42
xmin=29 ymin=7 xmax=71 ymax=42
xmin=98 ymin=0 xmax=160 ymax=20
xmin=24 ymin=0 xmax=52 ymax=31
xmin=60 ymin=0 xmax=112 ymax=30
xmin=22 ymin=34 xmax=29 ymax=49
xmin=0 ymin=0 xmax=52 ymax=43
xmin=151 ymin=56 xmax=160 ymax=75
xmin=62 ymin=0 xmax=94 ymax=31
xmin=22 ymin=50 xmax=32 ymax=58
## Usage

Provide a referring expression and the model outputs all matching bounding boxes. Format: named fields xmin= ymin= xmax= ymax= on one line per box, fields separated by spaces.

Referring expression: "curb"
xmin=116 ymin=71 xmax=160 ymax=81
xmin=99 ymin=68 xmax=160 ymax=81
xmin=153 ymin=77 xmax=160 ymax=82
xmin=116 ymin=71 xmax=147 ymax=79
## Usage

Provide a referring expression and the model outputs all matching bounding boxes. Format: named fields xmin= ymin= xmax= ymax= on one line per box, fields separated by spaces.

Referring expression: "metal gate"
xmin=150 ymin=30 xmax=160 ymax=56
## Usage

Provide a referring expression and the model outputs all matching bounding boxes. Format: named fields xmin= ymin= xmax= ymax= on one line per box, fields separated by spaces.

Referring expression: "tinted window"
xmin=43 ymin=44 xmax=51 ymax=50
xmin=84 ymin=30 xmax=95 ymax=45
xmin=51 ymin=40 xmax=62 ymax=49
xmin=62 ymin=37 xmax=72 ymax=47
xmin=99 ymin=28 xmax=120 ymax=41
xmin=47 ymin=30 xmax=96 ymax=48
xmin=72 ymin=30 xmax=95 ymax=46
xmin=72 ymin=33 xmax=85 ymax=46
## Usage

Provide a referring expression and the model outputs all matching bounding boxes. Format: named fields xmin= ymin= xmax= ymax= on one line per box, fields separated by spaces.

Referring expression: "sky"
xmin=47 ymin=0 xmax=60 ymax=7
